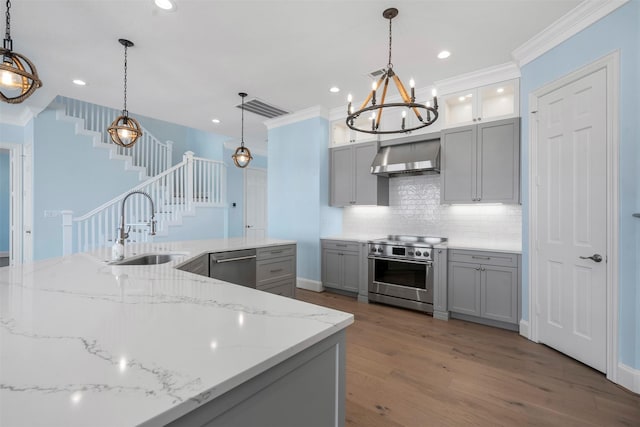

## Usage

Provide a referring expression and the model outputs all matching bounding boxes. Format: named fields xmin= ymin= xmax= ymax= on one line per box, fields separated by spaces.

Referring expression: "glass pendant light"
xmin=107 ymin=39 xmax=142 ymax=148
xmin=232 ymin=92 xmax=253 ymax=168
xmin=0 ymin=0 xmax=42 ymax=104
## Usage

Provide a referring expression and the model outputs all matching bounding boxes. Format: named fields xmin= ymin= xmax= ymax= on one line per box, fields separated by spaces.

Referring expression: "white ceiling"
xmin=1 ymin=0 xmax=582 ymax=152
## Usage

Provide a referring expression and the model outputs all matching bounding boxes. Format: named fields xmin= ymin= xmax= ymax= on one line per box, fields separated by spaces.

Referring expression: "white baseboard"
xmin=519 ymin=319 xmax=530 ymax=339
xmin=296 ymin=277 xmax=324 ymax=293
xmin=617 ymin=363 xmax=640 ymax=394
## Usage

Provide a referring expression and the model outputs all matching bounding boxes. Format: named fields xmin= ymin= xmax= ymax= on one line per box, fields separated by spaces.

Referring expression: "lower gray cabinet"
xmin=321 ymin=240 xmax=360 ymax=294
xmin=176 ymin=253 xmax=209 ymax=276
xmin=256 ymin=245 xmax=297 ymax=298
xmin=448 ymin=249 xmax=520 ymax=329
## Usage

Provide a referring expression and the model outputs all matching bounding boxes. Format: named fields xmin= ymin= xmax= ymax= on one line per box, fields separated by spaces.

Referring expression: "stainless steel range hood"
xmin=370 ymin=132 xmax=440 ymax=176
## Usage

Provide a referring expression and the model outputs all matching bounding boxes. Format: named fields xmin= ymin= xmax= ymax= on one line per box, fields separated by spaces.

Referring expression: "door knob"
xmin=579 ymin=254 xmax=603 ymax=263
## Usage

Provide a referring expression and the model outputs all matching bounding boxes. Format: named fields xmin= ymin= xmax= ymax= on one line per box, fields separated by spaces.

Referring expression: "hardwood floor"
xmin=296 ymin=289 xmax=640 ymax=427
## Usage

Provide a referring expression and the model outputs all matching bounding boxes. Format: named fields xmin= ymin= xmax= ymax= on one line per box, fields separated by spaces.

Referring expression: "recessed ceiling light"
xmin=437 ymin=50 xmax=451 ymax=59
xmin=211 ymin=119 xmax=220 ymax=124
xmin=458 ymin=96 xmax=466 ymax=102
xmin=72 ymin=79 xmax=86 ymax=86
xmin=497 ymin=87 xmax=504 ymax=93
xmin=154 ymin=0 xmax=175 ymax=11
xmin=329 ymin=86 xmax=340 ymax=93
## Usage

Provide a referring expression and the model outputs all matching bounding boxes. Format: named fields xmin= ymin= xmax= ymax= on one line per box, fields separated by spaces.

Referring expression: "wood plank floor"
xmin=296 ymin=289 xmax=640 ymax=427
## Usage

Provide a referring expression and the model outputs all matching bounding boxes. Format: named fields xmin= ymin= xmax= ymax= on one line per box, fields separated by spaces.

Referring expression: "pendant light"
xmin=232 ymin=92 xmax=253 ymax=168
xmin=346 ymin=8 xmax=438 ymax=135
xmin=0 ymin=0 xmax=42 ymax=104
xmin=107 ymin=38 xmax=142 ymax=148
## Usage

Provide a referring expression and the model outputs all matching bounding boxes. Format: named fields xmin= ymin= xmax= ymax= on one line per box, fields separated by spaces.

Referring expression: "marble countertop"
xmin=322 ymin=234 xmax=521 ymax=253
xmin=0 ymin=238 xmax=354 ymax=427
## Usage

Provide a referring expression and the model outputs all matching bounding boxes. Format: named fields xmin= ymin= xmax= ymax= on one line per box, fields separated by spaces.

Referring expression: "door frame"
xmin=243 ymin=167 xmax=267 ymax=238
xmin=0 ymin=142 xmax=23 ymax=265
xmin=528 ymin=51 xmax=619 ymax=382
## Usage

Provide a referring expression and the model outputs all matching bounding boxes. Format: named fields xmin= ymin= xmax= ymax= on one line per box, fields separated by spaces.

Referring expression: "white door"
xmin=536 ymin=68 xmax=607 ymax=372
xmin=22 ymin=143 xmax=33 ymax=262
xmin=244 ymin=168 xmax=267 ymax=239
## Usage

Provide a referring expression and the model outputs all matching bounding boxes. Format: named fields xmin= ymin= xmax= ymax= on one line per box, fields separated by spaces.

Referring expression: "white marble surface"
xmin=0 ymin=238 xmax=354 ymax=427
xmin=444 ymin=239 xmax=522 ymax=254
xmin=321 ymin=235 xmax=385 ymax=243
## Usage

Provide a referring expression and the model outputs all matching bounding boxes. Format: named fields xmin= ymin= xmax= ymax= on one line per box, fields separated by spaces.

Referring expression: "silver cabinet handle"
xmin=475 ymin=267 xmax=481 ymax=271
xmin=270 ymin=268 xmax=283 ymax=273
xmin=579 ymin=254 xmax=603 ymax=263
xmin=215 ymin=255 xmax=256 ymax=263
xmin=336 ymin=244 xmax=348 ymax=247
xmin=472 ymin=255 xmax=491 ymax=260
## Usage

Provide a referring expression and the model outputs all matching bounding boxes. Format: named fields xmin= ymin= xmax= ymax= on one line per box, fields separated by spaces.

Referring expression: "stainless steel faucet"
xmin=118 ymin=190 xmax=157 ymax=246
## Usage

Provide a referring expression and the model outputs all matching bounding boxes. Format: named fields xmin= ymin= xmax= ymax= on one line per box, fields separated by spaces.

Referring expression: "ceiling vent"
xmin=236 ymin=98 xmax=289 ymax=119
xmin=368 ymin=68 xmax=386 ymax=79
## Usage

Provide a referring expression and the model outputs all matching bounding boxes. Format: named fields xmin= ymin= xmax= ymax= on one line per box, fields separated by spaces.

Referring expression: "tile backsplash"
xmin=342 ymin=174 xmax=522 ymax=246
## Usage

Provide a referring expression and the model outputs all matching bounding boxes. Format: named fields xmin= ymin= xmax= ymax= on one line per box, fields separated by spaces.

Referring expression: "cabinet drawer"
xmin=258 ymin=278 xmax=295 ymax=298
xmin=257 ymin=257 xmax=295 ymax=284
xmin=321 ymin=240 xmax=360 ymax=253
xmin=257 ymin=245 xmax=296 ymax=261
xmin=449 ymin=250 xmax=519 ymax=267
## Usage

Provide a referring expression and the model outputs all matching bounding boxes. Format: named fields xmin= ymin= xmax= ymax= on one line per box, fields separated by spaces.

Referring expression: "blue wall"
xmin=267 ymin=115 xmax=342 ymax=282
xmin=520 ymin=1 xmax=639 ymax=368
xmin=0 ymin=150 xmax=9 ymax=252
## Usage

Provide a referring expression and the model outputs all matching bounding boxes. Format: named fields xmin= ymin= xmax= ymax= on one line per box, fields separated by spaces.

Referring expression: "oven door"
xmin=368 ymin=257 xmax=433 ymax=304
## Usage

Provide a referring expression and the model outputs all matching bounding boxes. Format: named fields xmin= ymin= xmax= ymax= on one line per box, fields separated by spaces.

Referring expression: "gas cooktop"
xmin=369 ymin=235 xmax=448 ymax=247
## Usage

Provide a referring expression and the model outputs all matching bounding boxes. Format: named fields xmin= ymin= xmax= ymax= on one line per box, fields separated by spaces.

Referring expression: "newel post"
xmin=183 ymin=151 xmax=195 ymax=208
xmin=61 ymin=211 xmax=74 ymax=256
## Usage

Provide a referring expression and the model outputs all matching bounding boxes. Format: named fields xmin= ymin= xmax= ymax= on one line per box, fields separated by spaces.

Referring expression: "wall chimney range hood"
xmin=370 ymin=132 xmax=441 ymax=177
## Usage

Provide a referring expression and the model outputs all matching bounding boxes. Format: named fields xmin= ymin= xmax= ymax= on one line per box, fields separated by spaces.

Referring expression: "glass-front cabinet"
xmin=442 ymin=79 xmax=519 ymax=128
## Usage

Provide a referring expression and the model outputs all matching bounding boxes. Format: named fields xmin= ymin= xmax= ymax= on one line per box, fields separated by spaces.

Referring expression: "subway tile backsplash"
xmin=342 ymin=175 xmax=522 ymax=246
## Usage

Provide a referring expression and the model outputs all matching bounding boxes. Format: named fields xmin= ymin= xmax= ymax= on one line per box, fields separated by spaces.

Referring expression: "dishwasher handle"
xmin=214 ymin=255 xmax=257 ymax=264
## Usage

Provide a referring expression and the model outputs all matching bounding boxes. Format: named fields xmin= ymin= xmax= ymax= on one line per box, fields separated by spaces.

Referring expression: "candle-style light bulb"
xmin=426 ymin=101 xmax=432 ymax=122
xmin=347 ymin=93 xmax=352 ymax=115
xmin=371 ymin=81 xmax=377 ymax=106
xmin=432 ymin=88 xmax=438 ymax=109
xmin=409 ymin=78 xmax=415 ymax=102
xmin=401 ymin=110 xmax=407 ymax=130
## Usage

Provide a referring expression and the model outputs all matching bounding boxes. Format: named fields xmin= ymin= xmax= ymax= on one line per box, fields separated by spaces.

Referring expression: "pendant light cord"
xmin=387 ymin=14 xmax=393 ymax=69
xmin=122 ymin=42 xmax=128 ymax=116
xmin=240 ymin=95 xmax=245 ymax=148
xmin=3 ymin=0 xmax=12 ymax=50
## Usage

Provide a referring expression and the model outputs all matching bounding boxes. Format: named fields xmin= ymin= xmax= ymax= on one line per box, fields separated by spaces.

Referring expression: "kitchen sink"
xmin=109 ymin=253 xmax=185 ymax=266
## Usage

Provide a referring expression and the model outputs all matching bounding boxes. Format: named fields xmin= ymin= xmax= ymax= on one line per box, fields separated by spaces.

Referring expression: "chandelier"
xmin=347 ymin=8 xmax=438 ymax=135
xmin=232 ymin=92 xmax=253 ymax=168
xmin=107 ymin=39 xmax=142 ymax=148
xmin=0 ymin=0 xmax=42 ymax=104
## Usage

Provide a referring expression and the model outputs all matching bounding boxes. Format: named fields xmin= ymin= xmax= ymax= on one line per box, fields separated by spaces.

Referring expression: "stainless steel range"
xmin=368 ymin=235 xmax=447 ymax=313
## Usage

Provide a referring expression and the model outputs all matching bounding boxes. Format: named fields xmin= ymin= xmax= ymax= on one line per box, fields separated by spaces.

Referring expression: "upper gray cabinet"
xmin=330 ymin=141 xmax=389 ymax=207
xmin=441 ymin=117 xmax=520 ymax=204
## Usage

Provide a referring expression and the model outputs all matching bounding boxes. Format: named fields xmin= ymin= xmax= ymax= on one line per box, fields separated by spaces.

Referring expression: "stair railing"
xmin=56 ymin=96 xmax=173 ymax=178
xmin=62 ymin=152 xmax=226 ymax=255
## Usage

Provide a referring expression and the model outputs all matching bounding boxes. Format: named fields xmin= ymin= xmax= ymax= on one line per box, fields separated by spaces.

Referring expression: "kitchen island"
xmin=0 ymin=238 xmax=354 ymax=426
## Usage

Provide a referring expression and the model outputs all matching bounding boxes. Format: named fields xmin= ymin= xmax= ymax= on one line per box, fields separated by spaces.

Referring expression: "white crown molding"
xmin=434 ymin=62 xmax=521 ymax=96
xmin=512 ymin=0 xmax=629 ymax=67
xmin=0 ymin=106 xmax=35 ymax=127
xmin=264 ymin=105 xmax=328 ymax=130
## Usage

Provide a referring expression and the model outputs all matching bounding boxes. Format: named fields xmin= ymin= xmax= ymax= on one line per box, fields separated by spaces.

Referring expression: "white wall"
xmin=342 ymin=174 xmax=522 ymax=245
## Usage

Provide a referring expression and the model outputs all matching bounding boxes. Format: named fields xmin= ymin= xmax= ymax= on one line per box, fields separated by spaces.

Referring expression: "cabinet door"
xmin=353 ymin=142 xmax=380 ymax=205
xmin=441 ymin=125 xmax=477 ymax=203
xmin=341 ymin=251 xmax=360 ymax=293
xmin=322 ymin=249 xmax=343 ymax=289
xmin=330 ymin=146 xmax=353 ymax=207
xmin=448 ymin=262 xmax=481 ymax=316
xmin=481 ymin=265 xmax=518 ymax=324
xmin=477 ymin=118 xmax=520 ymax=203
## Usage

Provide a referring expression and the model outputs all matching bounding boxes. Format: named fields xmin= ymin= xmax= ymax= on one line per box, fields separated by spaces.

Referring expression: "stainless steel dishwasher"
xmin=209 ymin=249 xmax=257 ymax=288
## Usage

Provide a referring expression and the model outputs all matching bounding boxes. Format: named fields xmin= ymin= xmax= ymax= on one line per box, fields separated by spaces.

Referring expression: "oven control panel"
xmin=368 ymin=243 xmax=433 ymax=261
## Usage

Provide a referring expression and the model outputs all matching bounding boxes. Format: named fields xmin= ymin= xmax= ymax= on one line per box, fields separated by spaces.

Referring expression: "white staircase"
xmin=55 ymin=97 xmax=228 ymax=255
xmin=56 ymin=96 xmax=173 ymax=179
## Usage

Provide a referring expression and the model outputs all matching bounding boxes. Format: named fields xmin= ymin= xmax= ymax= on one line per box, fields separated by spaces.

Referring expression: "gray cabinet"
xmin=448 ymin=249 xmax=520 ymax=329
xmin=432 ymin=248 xmax=449 ymax=320
xmin=256 ymin=245 xmax=297 ymax=298
xmin=321 ymin=240 xmax=360 ymax=294
xmin=441 ymin=118 xmax=520 ymax=204
xmin=330 ymin=142 xmax=389 ymax=207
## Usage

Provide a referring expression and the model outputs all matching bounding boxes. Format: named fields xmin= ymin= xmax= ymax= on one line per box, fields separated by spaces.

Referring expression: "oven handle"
xmin=368 ymin=256 xmax=432 ymax=266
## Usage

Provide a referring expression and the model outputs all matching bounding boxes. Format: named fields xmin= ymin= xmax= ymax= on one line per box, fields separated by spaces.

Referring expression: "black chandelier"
xmin=232 ymin=92 xmax=253 ymax=168
xmin=107 ymin=38 xmax=142 ymax=148
xmin=346 ymin=8 xmax=438 ymax=135
xmin=0 ymin=0 xmax=42 ymax=104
